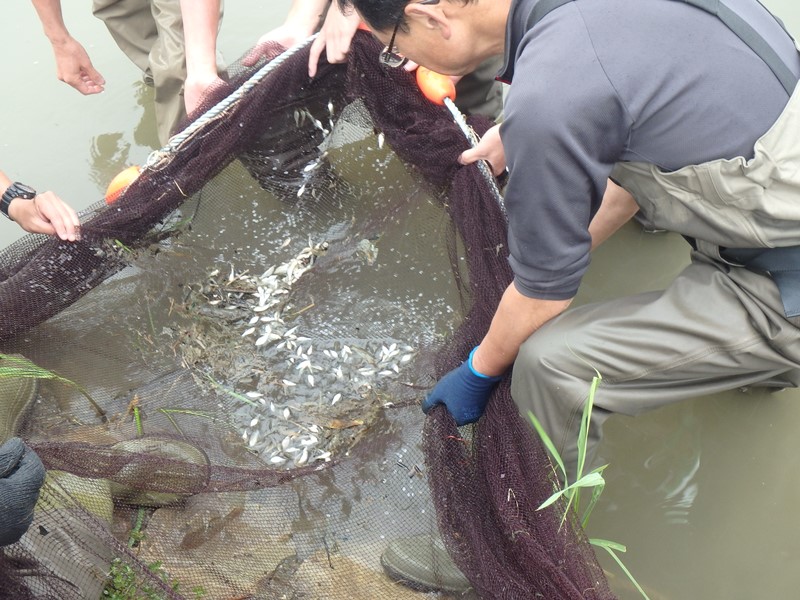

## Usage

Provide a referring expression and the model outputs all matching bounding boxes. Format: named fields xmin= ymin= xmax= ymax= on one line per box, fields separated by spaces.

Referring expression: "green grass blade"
xmin=538 ymin=471 xmax=606 ymax=511
xmin=591 ymin=539 xmax=651 ymax=600
xmin=204 ymin=373 xmax=260 ymax=407
xmin=0 ymin=353 xmax=106 ymax=420
xmin=575 ymin=373 xmax=601 ymax=488
xmin=528 ymin=410 xmax=567 ymax=485
xmin=581 ymin=468 xmax=608 ymax=528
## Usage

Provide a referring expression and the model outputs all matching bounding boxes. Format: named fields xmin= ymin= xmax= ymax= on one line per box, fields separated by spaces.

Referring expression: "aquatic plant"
xmin=529 ymin=371 xmax=651 ymax=600
xmin=103 ymin=558 xmax=206 ymax=600
xmin=0 ymin=352 xmax=106 ymax=419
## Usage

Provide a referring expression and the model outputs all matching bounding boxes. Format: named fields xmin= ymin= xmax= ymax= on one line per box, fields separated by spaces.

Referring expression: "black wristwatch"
xmin=1 ymin=182 xmax=37 ymax=220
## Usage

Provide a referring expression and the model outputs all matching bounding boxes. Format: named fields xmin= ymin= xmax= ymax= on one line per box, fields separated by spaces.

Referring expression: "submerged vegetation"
xmin=103 ymin=558 xmax=206 ymax=600
xmin=0 ymin=352 xmax=106 ymax=420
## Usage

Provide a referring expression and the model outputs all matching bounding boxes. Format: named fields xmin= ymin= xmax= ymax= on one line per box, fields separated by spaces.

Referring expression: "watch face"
xmin=12 ymin=182 xmax=36 ymax=198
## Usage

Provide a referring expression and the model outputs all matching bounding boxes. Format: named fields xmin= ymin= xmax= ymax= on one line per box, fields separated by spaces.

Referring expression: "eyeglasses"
xmin=378 ymin=15 xmax=408 ymax=68
xmin=378 ymin=0 xmax=439 ymax=68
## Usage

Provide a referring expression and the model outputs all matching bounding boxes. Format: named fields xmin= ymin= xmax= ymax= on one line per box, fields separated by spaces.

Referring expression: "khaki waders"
xmin=512 ymin=78 xmax=800 ymax=479
xmin=92 ymin=0 xmax=225 ymax=146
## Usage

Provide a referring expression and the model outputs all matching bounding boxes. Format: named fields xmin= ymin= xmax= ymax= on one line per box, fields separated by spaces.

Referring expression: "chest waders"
xmin=528 ymin=0 xmax=800 ymax=316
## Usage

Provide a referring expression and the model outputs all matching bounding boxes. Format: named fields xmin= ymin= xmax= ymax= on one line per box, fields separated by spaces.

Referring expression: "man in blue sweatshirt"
xmin=343 ymin=0 xmax=800 ymax=477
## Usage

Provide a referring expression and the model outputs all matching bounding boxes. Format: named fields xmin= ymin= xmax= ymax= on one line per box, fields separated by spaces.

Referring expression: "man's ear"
xmin=405 ymin=1 xmax=452 ymax=39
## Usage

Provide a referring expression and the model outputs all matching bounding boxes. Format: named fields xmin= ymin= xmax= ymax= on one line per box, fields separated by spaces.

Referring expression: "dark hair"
xmin=337 ymin=0 xmax=410 ymax=32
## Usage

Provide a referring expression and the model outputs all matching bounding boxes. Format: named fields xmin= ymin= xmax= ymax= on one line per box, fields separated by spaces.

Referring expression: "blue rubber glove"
xmin=0 ymin=438 xmax=45 ymax=547
xmin=422 ymin=347 xmax=503 ymax=425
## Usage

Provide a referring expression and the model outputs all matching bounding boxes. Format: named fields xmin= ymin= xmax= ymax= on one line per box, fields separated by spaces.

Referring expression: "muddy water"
xmin=0 ymin=0 xmax=292 ymax=245
xmin=2 ymin=1 xmax=800 ymax=599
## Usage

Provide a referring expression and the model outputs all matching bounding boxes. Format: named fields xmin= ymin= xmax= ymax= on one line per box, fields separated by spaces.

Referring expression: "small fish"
xmin=296 ymin=447 xmax=309 ymax=466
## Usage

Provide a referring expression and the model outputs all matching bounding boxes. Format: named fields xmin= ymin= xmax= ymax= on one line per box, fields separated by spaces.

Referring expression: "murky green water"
xmin=2 ymin=1 xmax=800 ymax=599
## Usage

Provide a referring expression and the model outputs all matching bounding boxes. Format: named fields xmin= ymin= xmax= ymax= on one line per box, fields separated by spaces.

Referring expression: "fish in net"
xmin=0 ymin=33 xmax=613 ymax=599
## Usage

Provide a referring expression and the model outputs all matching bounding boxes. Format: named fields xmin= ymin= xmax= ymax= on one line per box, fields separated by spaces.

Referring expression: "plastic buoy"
xmin=415 ymin=66 xmax=456 ymax=106
xmin=105 ymin=166 xmax=141 ymax=204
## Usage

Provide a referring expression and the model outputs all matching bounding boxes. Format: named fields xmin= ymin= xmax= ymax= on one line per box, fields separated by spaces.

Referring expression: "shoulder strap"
xmin=680 ymin=0 xmax=797 ymax=95
xmin=524 ymin=0 xmax=574 ymax=31
xmin=524 ymin=0 xmax=797 ymax=95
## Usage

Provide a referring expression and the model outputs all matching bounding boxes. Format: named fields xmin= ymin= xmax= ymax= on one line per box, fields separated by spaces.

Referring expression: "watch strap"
xmin=1 ymin=182 xmax=37 ymax=220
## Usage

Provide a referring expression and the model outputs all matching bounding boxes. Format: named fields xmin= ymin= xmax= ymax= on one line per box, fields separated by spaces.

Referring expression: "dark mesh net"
xmin=0 ymin=33 xmax=613 ymax=599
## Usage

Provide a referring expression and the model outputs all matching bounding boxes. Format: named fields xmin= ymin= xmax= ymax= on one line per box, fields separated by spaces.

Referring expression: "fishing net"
xmin=0 ymin=32 xmax=613 ymax=599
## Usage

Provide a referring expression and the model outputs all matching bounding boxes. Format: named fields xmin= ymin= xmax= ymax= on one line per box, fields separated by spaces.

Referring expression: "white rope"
xmin=443 ymin=97 xmax=506 ymax=219
xmin=145 ymin=33 xmax=320 ymax=169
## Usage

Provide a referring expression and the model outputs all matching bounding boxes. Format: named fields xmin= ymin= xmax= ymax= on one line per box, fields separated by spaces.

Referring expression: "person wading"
xmin=341 ymin=0 xmax=800 ymax=590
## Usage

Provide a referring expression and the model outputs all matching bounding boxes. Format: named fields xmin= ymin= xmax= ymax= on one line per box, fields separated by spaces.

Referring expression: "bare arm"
xmin=471 ymin=283 xmax=572 ymax=377
xmin=282 ymin=0 xmax=330 ymax=37
xmin=308 ymin=3 xmax=361 ymax=77
xmin=1 ymin=171 xmax=80 ymax=241
xmin=243 ymin=0 xmax=329 ymax=66
xmin=31 ymin=0 xmax=105 ymax=94
xmin=470 ymin=181 xmax=636 ymax=373
xmin=588 ymin=179 xmax=639 ymax=249
xmin=180 ymin=0 xmax=224 ymax=114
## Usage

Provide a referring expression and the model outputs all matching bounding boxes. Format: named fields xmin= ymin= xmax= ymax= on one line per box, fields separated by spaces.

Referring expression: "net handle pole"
xmin=442 ymin=97 xmax=507 ymax=219
xmin=145 ymin=33 xmax=320 ymax=169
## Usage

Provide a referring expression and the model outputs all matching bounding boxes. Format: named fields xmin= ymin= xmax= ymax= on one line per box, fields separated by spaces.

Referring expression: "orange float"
xmin=415 ymin=66 xmax=456 ymax=106
xmin=105 ymin=165 xmax=141 ymax=204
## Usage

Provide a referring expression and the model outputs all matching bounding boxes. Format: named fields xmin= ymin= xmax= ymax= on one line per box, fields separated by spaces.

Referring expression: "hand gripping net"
xmin=0 ymin=33 xmax=613 ymax=599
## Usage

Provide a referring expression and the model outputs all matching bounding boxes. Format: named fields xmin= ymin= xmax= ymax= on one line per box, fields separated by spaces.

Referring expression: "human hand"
xmin=50 ymin=37 xmax=105 ymax=95
xmin=184 ymin=73 xmax=227 ymax=115
xmin=308 ymin=6 xmax=361 ymax=77
xmin=459 ymin=124 xmax=505 ymax=175
xmin=9 ymin=191 xmax=81 ymax=242
xmin=242 ymin=23 xmax=316 ymax=67
xmin=422 ymin=347 xmax=503 ymax=425
xmin=0 ymin=438 xmax=46 ymax=547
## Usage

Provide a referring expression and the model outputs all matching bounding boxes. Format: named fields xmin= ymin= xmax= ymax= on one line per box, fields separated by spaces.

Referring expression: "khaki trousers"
xmin=511 ymin=252 xmax=800 ymax=479
xmin=92 ymin=0 xmax=224 ymax=145
xmin=454 ymin=56 xmax=504 ymax=121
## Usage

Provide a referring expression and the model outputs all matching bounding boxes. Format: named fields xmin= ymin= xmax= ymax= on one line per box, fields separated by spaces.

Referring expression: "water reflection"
xmin=87 ymin=81 xmax=159 ymax=196
xmin=3 ymin=1 xmax=800 ymax=598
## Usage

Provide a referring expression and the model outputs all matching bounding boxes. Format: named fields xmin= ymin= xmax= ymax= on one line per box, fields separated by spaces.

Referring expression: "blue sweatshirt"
xmin=498 ymin=0 xmax=800 ymax=299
